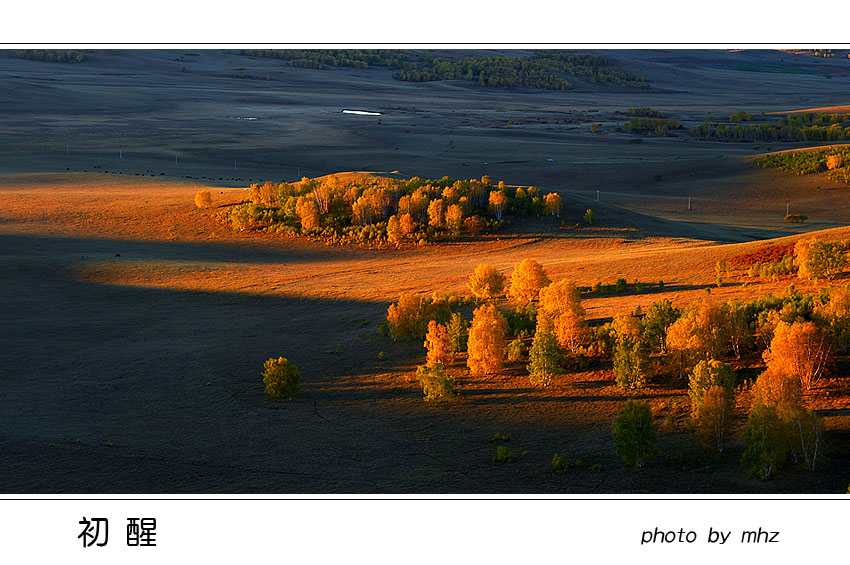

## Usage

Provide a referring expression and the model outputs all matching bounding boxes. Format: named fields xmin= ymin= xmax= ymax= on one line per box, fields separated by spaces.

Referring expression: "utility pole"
xmin=688 ymin=196 xmax=692 ymax=211
xmin=786 ymin=201 xmax=790 ymax=216
xmin=596 ymin=190 xmax=600 ymax=202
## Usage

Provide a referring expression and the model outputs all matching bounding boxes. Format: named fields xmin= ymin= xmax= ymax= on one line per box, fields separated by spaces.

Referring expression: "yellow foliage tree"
xmin=467 ymin=303 xmax=508 ymax=375
xmin=386 ymin=214 xmax=403 ymax=243
xmin=427 ymin=198 xmax=445 ymax=228
xmin=507 ymin=258 xmax=550 ymax=308
xmin=543 ymin=192 xmax=563 ymax=217
xmin=399 ymin=213 xmax=416 ymax=239
xmin=386 ymin=293 xmax=427 ymax=340
xmin=489 ymin=190 xmax=508 ymax=220
xmin=753 ymin=365 xmax=803 ymax=415
xmin=665 ymin=299 xmax=729 ymax=376
xmin=468 ymin=263 xmax=506 ymax=300
xmin=445 ymin=204 xmax=464 ymax=236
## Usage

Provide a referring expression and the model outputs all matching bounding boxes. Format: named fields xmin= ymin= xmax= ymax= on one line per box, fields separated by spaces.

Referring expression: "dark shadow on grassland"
xmin=0 ymin=232 xmax=371 ymax=265
xmin=0 ymin=239 xmax=845 ymax=494
xmin=557 ymin=190 xmax=793 ymax=243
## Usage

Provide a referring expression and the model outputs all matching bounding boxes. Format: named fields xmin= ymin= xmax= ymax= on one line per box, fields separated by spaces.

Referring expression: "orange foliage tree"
xmin=507 ymin=258 xmax=551 ymax=308
xmin=538 ymin=279 xmax=588 ymax=354
xmin=295 ymin=196 xmax=320 ymax=231
xmin=424 ymin=320 xmax=453 ymax=367
xmin=468 ymin=263 xmax=506 ymax=300
xmin=762 ymin=320 xmax=832 ymax=391
xmin=467 ymin=303 xmax=508 ymax=375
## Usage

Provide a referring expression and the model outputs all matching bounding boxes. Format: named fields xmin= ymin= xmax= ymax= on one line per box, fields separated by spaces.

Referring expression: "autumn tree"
xmin=808 ymin=240 xmax=848 ymax=280
xmin=612 ymin=313 xmax=651 ymax=390
xmin=467 ymin=303 xmax=508 ymax=375
xmin=507 ymin=258 xmax=550 ymax=308
xmin=386 ymin=293 xmax=427 ymax=340
xmin=527 ymin=316 xmax=564 ymax=387
xmin=543 ymin=192 xmax=562 ymax=217
xmin=468 ymin=263 xmax=506 ymax=300
xmin=665 ymin=298 xmax=730 ymax=377
xmin=797 ymin=239 xmax=848 ymax=281
xmin=763 ymin=320 xmax=832 ymax=391
xmin=262 ymin=357 xmax=300 ymax=400
xmin=538 ymin=279 xmax=588 ymax=354
xmin=612 ymin=400 xmax=658 ymax=468
xmin=689 ymin=360 xmax=737 ymax=452
xmin=726 ymin=301 xmax=752 ymax=358
xmin=488 ymin=190 xmax=508 ymax=220
xmin=814 ymin=284 xmax=850 ymax=353
xmin=689 ymin=359 xmax=736 ymax=407
xmin=753 ymin=365 xmax=803 ymax=414
xmin=424 ymin=320 xmax=453 ymax=367
xmin=826 ymin=153 xmax=844 ymax=170
xmin=249 ymin=181 xmax=278 ymax=207
xmin=399 ymin=213 xmax=416 ymax=239
xmin=386 ymin=214 xmax=403 ymax=243
xmin=462 ymin=215 xmax=485 ymax=236
xmin=194 ymin=190 xmax=213 ymax=208
xmin=296 ymin=197 xmax=320 ymax=231
xmin=445 ymin=204 xmax=464 ymax=236
xmin=427 ymin=198 xmax=445 ymax=228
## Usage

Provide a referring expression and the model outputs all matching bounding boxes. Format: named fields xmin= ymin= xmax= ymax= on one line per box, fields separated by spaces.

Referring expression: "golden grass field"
xmin=3 ymin=49 xmax=850 ymax=492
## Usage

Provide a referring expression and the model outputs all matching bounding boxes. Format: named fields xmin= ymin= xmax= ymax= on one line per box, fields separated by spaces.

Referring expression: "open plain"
xmin=2 ymin=49 xmax=850 ymax=492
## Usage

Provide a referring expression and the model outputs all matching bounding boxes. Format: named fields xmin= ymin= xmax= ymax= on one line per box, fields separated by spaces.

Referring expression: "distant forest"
xmin=11 ymin=50 xmax=88 ymax=63
xmin=691 ymin=113 xmax=850 ymax=143
xmin=240 ymin=49 xmax=650 ymax=90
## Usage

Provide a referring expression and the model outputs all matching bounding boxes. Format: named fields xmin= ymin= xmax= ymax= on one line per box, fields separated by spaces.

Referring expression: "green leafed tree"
xmin=612 ymin=313 xmax=651 ymax=390
xmin=741 ymin=402 xmax=790 ymax=479
xmin=262 ymin=357 xmax=300 ymax=400
xmin=612 ymin=400 xmax=658 ymax=467
xmin=416 ymin=362 xmax=455 ymax=402
xmin=527 ymin=316 xmax=564 ymax=387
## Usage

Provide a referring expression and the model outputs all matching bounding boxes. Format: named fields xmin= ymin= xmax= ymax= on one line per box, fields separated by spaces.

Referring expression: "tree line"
xmin=198 ymin=174 xmax=566 ymax=245
xmin=690 ymin=112 xmax=850 ymax=143
xmin=11 ymin=50 xmax=87 ymax=63
xmin=240 ymin=49 xmax=650 ymax=91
